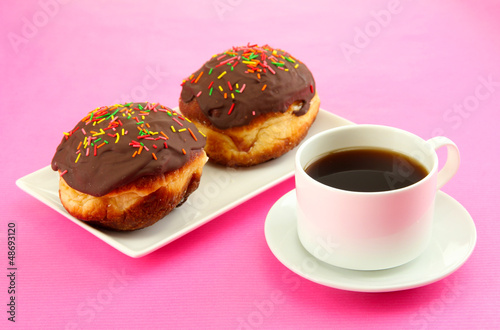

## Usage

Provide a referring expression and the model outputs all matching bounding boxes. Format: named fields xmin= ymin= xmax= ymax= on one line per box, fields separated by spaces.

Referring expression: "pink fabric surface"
xmin=2 ymin=0 xmax=499 ymax=328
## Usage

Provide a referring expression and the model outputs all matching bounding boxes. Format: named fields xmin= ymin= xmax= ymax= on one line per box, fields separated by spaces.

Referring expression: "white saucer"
xmin=264 ymin=190 xmax=476 ymax=292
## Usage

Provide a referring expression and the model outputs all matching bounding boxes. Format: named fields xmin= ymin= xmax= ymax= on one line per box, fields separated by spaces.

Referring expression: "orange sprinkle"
xmin=152 ymin=152 xmax=157 ymax=160
xmin=257 ymin=73 xmax=261 ymax=79
xmin=132 ymin=150 xmax=138 ymax=158
xmin=261 ymin=84 xmax=267 ymax=91
xmin=138 ymin=146 xmax=143 ymax=155
xmin=77 ymin=141 xmax=82 ymax=150
xmin=182 ymin=148 xmax=186 ymax=155
xmin=96 ymin=142 xmax=106 ymax=149
xmin=194 ymin=71 xmax=204 ymax=83
xmin=160 ymin=131 xmax=169 ymax=139
xmin=187 ymin=128 xmax=198 ymax=141
xmin=224 ymin=93 xmax=227 ymax=99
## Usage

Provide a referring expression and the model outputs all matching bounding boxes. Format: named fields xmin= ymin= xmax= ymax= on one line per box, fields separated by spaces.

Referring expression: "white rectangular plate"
xmin=16 ymin=109 xmax=353 ymax=257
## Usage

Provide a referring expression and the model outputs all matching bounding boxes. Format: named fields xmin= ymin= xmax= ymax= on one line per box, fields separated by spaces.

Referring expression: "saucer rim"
xmin=264 ymin=189 xmax=477 ymax=292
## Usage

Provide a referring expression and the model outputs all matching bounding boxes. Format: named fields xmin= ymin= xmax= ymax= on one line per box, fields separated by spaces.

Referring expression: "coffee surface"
xmin=305 ymin=148 xmax=428 ymax=192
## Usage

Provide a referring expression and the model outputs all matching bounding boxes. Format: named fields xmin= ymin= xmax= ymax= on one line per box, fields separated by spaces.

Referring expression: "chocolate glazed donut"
xmin=52 ymin=102 xmax=207 ymax=231
xmin=179 ymin=44 xmax=320 ymax=167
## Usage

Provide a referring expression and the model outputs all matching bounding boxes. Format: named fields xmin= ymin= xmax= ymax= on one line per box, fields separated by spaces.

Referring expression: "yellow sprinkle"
xmin=75 ymin=153 xmax=81 ymax=163
xmin=242 ymin=60 xmax=257 ymax=66
xmin=236 ymin=83 xmax=239 ymax=89
xmin=294 ymin=63 xmax=299 ymax=69
xmin=198 ymin=130 xmax=206 ymax=137
xmin=219 ymin=85 xmax=224 ymax=92
xmin=185 ymin=118 xmax=192 ymax=123
xmin=217 ymin=71 xmax=227 ymax=79
xmin=92 ymin=129 xmax=105 ymax=136
xmin=171 ymin=125 xmax=176 ymax=133
xmin=231 ymin=93 xmax=235 ymax=99
xmin=178 ymin=128 xmax=187 ymax=132
xmin=115 ymin=133 xmax=120 ymax=143
xmin=122 ymin=128 xmax=125 ymax=135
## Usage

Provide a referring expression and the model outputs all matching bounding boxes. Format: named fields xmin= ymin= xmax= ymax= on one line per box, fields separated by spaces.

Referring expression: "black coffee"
xmin=305 ymin=147 xmax=428 ymax=192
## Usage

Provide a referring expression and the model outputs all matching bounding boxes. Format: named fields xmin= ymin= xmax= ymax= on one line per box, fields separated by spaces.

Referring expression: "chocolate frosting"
xmin=180 ymin=44 xmax=316 ymax=130
xmin=51 ymin=103 xmax=206 ymax=197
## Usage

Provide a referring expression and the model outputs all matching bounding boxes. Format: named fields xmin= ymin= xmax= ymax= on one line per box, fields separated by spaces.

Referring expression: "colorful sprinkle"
xmin=194 ymin=71 xmax=204 ymax=83
xmin=217 ymin=71 xmax=227 ymax=79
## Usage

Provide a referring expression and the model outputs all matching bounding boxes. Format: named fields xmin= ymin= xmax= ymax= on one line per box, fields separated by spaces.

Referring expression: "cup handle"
xmin=427 ymin=136 xmax=460 ymax=190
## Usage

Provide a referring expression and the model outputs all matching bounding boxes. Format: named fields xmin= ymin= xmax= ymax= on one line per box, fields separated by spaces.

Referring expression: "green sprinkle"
xmin=272 ymin=62 xmax=285 ymax=67
xmin=104 ymin=140 xmax=109 ymax=144
xmin=138 ymin=104 xmax=143 ymax=110
xmin=137 ymin=121 xmax=144 ymax=125
xmin=94 ymin=138 xmax=102 ymax=143
xmin=108 ymin=108 xmax=120 ymax=118
xmin=209 ymin=87 xmax=213 ymax=96
xmin=209 ymin=68 xmax=213 ymax=75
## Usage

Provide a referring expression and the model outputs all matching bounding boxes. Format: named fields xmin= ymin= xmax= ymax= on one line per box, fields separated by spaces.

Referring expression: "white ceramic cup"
xmin=295 ymin=124 xmax=460 ymax=270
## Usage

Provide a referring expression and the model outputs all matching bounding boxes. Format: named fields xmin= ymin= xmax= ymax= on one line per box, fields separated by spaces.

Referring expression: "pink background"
xmin=2 ymin=0 xmax=500 ymax=328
